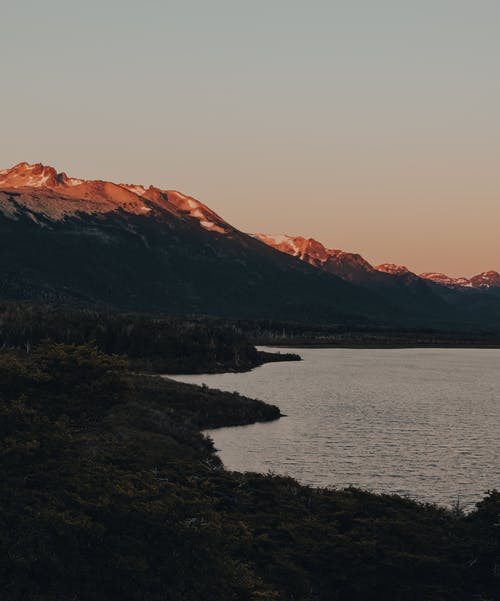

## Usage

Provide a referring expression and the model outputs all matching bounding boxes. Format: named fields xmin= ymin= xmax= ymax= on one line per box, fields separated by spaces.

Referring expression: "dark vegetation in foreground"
xmin=1 ymin=342 xmax=499 ymax=600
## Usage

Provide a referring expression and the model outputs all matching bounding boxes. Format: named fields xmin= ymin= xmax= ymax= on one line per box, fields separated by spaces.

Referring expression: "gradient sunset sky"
xmin=2 ymin=1 xmax=499 ymax=277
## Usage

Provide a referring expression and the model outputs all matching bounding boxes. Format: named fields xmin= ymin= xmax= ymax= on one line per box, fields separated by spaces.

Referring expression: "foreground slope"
xmin=1 ymin=342 xmax=499 ymax=600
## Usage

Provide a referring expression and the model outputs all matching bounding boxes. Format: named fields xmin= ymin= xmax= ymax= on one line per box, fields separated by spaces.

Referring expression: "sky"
xmin=1 ymin=0 xmax=499 ymax=276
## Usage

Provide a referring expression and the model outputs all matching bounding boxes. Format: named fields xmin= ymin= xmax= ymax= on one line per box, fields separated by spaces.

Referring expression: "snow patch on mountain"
xmin=0 ymin=163 xmax=60 ymax=189
xmin=120 ymin=183 xmax=147 ymax=197
xmin=256 ymin=234 xmax=377 ymax=282
xmin=164 ymin=190 xmax=229 ymax=234
xmin=420 ymin=272 xmax=472 ymax=288
xmin=420 ymin=270 xmax=500 ymax=289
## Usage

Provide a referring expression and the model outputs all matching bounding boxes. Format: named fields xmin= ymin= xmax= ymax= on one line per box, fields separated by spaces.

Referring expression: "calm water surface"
xmin=171 ymin=348 xmax=500 ymax=508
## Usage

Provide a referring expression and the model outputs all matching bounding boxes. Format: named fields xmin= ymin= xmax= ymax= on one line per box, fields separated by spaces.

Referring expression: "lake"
xmin=170 ymin=347 xmax=500 ymax=508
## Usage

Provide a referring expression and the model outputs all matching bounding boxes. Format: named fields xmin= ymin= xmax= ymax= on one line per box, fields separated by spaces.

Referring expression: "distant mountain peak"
xmin=470 ymin=270 xmax=500 ymax=288
xmin=420 ymin=270 xmax=500 ymax=289
xmin=0 ymin=162 xmax=61 ymax=189
xmin=375 ymin=263 xmax=411 ymax=276
xmin=419 ymin=272 xmax=472 ymax=288
xmin=255 ymin=233 xmax=376 ymax=281
xmin=255 ymin=234 xmax=329 ymax=264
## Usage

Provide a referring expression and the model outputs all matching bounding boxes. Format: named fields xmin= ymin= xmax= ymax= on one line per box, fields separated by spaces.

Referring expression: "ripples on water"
xmin=171 ymin=348 xmax=500 ymax=508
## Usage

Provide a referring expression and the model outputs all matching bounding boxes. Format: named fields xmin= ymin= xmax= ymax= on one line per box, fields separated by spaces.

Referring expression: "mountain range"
xmin=254 ymin=234 xmax=500 ymax=290
xmin=1 ymin=162 xmax=499 ymax=329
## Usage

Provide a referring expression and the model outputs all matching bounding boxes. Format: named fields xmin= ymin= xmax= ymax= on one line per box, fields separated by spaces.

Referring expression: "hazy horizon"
xmin=2 ymin=1 xmax=499 ymax=277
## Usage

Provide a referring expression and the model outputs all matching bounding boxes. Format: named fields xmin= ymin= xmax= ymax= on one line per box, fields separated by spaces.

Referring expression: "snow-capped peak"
xmin=255 ymin=234 xmax=376 ymax=281
xmin=420 ymin=270 xmax=500 ymax=289
xmin=420 ymin=272 xmax=456 ymax=285
xmin=375 ymin=263 xmax=411 ymax=276
xmin=470 ymin=270 xmax=500 ymax=289
xmin=255 ymin=234 xmax=329 ymax=263
xmin=419 ymin=272 xmax=472 ymax=288
xmin=0 ymin=162 xmax=61 ymax=189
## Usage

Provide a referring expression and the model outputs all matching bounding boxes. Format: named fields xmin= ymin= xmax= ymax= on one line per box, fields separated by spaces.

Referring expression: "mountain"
xmin=0 ymin=162 xmax=231 ymax=231
xmin=254 ymin=234 xmax=375 ymax=282
xmin=471 ymin=271 xmax=500 ymax=289
xmin=375 ymin=263 xmax=413 ymax=277
xmin=0 ymin=162 xmax=395 ymax=324
xmin=255 ymin=233 xmax=500 ymax=327
xmin=255 ymin=236 xmax=447 ymax=304
xmin=255 ymin=233 xmax=500 ymax=293
xmin=1 ymin=162 xmax=499 ymax=328
xmin=420 ymin=270 xmax=500 ymax=290
xmin=419 ymin=272 xmax=472 ymax=288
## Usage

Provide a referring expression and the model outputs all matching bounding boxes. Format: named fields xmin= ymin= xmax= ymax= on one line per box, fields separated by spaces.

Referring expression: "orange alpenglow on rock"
xmin=254 ymin=234 xmax=375 ymax=279
xmin=0 ymin=162 xmax=229 ymax=234
xmin=256 ymin=234 xmax=499 ymax=290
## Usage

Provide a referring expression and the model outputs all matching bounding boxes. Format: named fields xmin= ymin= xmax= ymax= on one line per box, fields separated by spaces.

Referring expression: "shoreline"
xmin=257 ymin=341 xmax=500 ymax=349
xmin=142 ymin=348 xmax=302 ymax=376
xmin=181 ymin=349 xmax=499 ymax=512
xmin=4 ymin=342 xmax=499 ymax=599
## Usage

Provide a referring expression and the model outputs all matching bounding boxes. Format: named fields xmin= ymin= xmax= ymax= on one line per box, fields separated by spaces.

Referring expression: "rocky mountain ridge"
xmin=256 ymin=233 xmax=499 ymax=291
